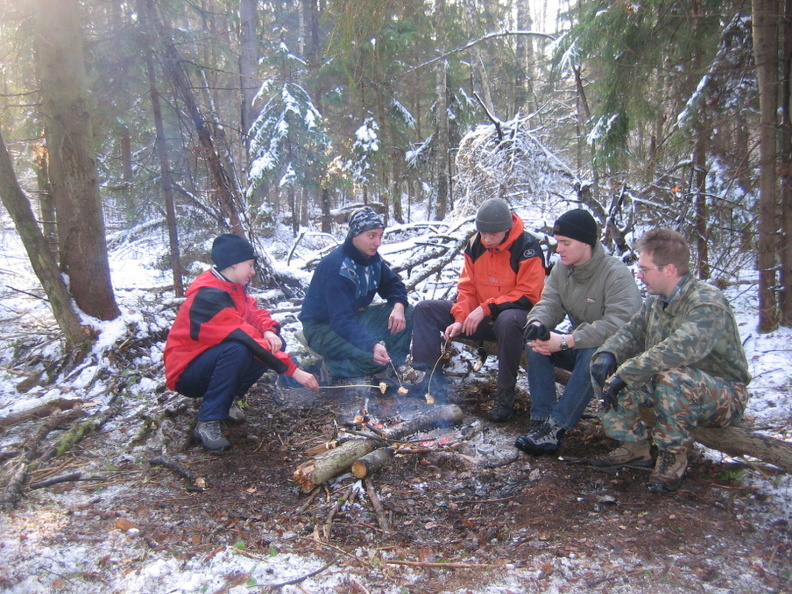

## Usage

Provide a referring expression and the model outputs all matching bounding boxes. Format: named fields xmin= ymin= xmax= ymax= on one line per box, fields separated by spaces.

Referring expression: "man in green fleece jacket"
xmin=589 ymin=228 xmax=751 ymax=493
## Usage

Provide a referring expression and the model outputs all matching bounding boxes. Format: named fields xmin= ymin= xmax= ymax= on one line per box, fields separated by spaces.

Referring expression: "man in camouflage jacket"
xmin=590 ymin=229 xmax=751 ymax=492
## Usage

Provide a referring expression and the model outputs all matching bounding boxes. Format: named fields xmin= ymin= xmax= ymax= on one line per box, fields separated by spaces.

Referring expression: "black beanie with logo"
xmin=553 ymin=209 xmax=598 ymax=247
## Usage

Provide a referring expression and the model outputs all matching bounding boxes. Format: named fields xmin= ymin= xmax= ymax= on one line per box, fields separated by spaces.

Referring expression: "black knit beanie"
xmin=211 ymin=234 xmax=256 ymax=270
xmin=348 ymin=207 xmax=385 ymax=238
xmin=553 ymin=209 xmax=598 ymax=247
xmin=475 ymin=198 xmax=513 ymax=233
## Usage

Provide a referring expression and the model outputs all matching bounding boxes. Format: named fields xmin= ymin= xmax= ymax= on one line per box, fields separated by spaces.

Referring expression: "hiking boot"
xmin=398 ymin=364 xmax=427 ymax=386
xmin=648 ymin=449 xmax=688 ymax=493
xmin=514 ymin=417 xmax=565 ymax=455
xmin=488 ymin=386 xmax=516 ymax=422
xmin=227 ymin=402 xmax=246 ymax=424
xmin=589 ymin=441 xmax=652 ymax=470
xmin=194 ymin=421 xmax=230 ymax=451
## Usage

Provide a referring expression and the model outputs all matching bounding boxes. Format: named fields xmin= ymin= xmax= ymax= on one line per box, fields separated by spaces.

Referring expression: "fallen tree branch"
xmin=1 ymin=408 xmax=85 ymax=509
xmin=29 ymin=471 xmax=84 ymax=490
xmin=363 ymin=478 xmax=391 ymax=533
xmin=149 ymin=456 xmax=198 ymax=483
xmin=0 ymin=398 xmax=84 ymax=428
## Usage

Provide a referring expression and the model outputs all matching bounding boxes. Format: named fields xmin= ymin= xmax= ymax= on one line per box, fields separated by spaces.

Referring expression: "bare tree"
xmin=0 ymin=129 xmax=89 ymax=353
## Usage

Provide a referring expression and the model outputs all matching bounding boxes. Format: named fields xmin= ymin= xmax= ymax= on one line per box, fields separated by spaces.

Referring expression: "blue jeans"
xmin=176 ymin=341 xmax=267 ymax=422
xmin=525 ymin=345 xmax=596 ymax=430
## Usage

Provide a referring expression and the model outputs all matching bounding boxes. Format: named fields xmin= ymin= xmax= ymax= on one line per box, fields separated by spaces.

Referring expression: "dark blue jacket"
xmin=299 ymin=237 xmax=408 ymax=352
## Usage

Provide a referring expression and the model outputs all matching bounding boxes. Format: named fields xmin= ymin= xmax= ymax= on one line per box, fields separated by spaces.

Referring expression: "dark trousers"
xmin=302 ymin=303 xmax=413 ymax=379
xmin=176 ymin=341 xmax=268 ymax=422
xmin=412 ymin=299 xmax=528 ymax=390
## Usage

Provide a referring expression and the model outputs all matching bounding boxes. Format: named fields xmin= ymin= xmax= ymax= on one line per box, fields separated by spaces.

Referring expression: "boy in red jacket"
xmin=165 ymin=234 xmax=319 ymax=451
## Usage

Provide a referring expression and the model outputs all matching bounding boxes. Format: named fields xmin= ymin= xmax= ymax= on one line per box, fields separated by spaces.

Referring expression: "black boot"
xmin=489 ymin=386 xmax=516 ymax=422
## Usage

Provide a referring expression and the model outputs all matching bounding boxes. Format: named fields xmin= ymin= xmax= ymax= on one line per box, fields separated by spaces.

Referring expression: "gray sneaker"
xmin=227 ymin=402 xmax=246 ymax=424
xmin=194 ymin=421 xmax=230 ymax=451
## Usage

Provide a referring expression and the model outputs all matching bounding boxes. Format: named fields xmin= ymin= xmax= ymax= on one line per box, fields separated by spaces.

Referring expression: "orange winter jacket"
xmin=451 ymin=213 xmax=545 ymax=322
xmin=164 ymin=269 xmax=297 ymax=390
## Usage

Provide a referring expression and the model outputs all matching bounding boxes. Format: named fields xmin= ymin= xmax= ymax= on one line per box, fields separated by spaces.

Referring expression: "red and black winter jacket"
xmin=164 ymin=269 xmax=297 ymax=390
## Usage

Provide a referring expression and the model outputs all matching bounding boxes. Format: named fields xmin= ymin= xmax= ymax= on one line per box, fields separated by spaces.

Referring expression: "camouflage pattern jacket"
xmin=598 ymin=275 xmax=751 ymax=389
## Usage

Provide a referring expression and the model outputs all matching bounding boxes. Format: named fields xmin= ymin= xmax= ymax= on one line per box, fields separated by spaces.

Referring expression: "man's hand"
xmin=388 ymin=303 xmax=407 ymax=335
xmin=292 ymin=368 xmax=320 ymax=391
xmin=373 ymin=342 xmax=391 ymax=365
xmin=263 ymin=330 xmax=284 ymax=353
xmin=523 ymin=322 xmax=550 ymax=342
xmin=444 ymin=321 xmax=463 ymax=341
xmin=461 ymin=306 xmax=485 ymax=336
xmin=590 ymin=352 xmax=617 ymax=389
xmin=601 ymin=374 xmax=626 ymax=413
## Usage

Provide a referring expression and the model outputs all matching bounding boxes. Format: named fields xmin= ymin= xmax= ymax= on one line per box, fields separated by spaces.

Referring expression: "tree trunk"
xmin=239 ymin=0 xmax=259 ymax=157
xmin=33 ymin=0 xmax=120 ymax=321
xmin=514 ymin=0 xmax=535 ymax=116
xmin=0 ymin=129 xmax=90 ymax=352
xmin=434 ymin=0 xmax=450 ymax=220
xmin=139 ymin=0 xmax=184 ymax=297
xmin=780 ymin=0 xmax=792 ymax=326
xmin=693 ymin=124 xmax=710 ymax=279
xmin=753 ymin=0 xmax=781 ymax=332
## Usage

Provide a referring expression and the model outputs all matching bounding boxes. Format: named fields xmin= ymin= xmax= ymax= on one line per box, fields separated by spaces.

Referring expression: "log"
xmin=692 ymin=426 xmax=792 ymax=473
xmin=294 ymin=439 xmax=378 ymax=492
xmin=352 ymin=447 xmax=395 ymax=478
xmin=294 ymin=404 xmax=465 ymax=492
xmin=385 ymin=404 xmax=464 ymax=440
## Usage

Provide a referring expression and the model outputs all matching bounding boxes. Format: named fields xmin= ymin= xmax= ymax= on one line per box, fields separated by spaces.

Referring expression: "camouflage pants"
xmin=600 ymin=366 xmax=749 ymax=453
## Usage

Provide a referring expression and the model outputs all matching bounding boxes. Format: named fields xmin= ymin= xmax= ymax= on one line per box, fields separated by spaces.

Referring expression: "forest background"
xmin=0 ymin=0 xmax=791 ymax=379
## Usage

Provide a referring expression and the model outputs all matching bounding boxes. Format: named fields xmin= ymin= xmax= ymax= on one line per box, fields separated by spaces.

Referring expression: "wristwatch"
xmin=559 ymin=334 xmax=570 ymax=351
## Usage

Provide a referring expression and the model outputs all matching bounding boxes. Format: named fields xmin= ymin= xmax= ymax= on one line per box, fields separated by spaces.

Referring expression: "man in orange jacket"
xmin=411 ymin=198 xmax=545 ymax=421
xmin=165 ymin=234 xmax=319 ymax=451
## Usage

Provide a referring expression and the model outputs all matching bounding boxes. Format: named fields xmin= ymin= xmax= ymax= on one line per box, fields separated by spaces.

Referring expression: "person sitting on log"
xmin=164 ymin=233 xmax=320 ymax=451
xmin=516 ymin=209 xmax=641 ymax=455
xmin=589 ymin=228 xmax=751 ymax=492
xmin=299 ymin=207 xmax=412 ymax=384
xmin=410 ymin=198 xmax=545 ymax=420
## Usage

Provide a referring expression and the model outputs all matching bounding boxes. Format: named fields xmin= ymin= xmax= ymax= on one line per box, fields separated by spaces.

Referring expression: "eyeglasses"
xmin=636 ymin=265 xmax=664 ymax=275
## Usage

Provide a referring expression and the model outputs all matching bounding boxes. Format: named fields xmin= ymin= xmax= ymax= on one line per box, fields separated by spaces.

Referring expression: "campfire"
xmin=293 ymin=389 xmax=522 ymax=494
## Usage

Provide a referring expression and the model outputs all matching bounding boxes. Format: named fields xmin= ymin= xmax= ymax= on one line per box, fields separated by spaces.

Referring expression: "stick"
xmin=385 ymin=560 xmax=494 ymax=568
xmin=28 ymin=472 xmax=83 ymax=490
xmin=363 ymin=478 xmax=391 ymax=532
xmin=149 ymin=456 xmax=198 ymax=483
xmin=268 ymin=559 xmax=337 ymax=588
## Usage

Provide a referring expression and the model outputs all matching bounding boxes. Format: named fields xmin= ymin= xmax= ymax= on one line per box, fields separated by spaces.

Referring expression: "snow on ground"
xmin=0 ymin=217 xmax=791 ymax=592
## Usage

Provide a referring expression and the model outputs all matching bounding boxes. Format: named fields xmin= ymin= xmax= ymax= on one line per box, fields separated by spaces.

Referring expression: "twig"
xmin=385 ymin=560 xmax=494 ymax=569
xmin=295 ymin=487 xmax=322 ymax=514
xmin=268 ymin=558 xmax=337 ymax=588
xmin=363 ymin=478 xmax=391 ymax=533
xmin=29 ymin=472 xmax=83 ymax=490
xmin=149 ymin=456 xmax=198 ymax=483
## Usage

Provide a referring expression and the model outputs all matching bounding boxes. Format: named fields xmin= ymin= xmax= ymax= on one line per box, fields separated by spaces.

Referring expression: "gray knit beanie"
xmin=348 ymin=207 xmax=385 ymax=238
xmin=553 ymin=209 xmax=598 ymax=247
xmin=475 ymin=198 xmax=513 ymax=233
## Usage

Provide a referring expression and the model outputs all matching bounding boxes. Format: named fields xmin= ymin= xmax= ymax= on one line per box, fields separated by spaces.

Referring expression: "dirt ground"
xmin=2 ymin=376 xmax=791 ymax=593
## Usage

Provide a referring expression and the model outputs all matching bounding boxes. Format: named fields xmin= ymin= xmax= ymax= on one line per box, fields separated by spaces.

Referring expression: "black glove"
xmin=590 ymin=352 xmax=617 ymax=389
xmin=601 ymin=374 xmax=626 ymax=413
xmin=523 ymin=322 xmax=550 ymax=342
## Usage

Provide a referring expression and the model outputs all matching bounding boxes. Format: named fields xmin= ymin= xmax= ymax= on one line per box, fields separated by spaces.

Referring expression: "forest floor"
xmin=1 ymin=372 xmax=790 ymax=594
